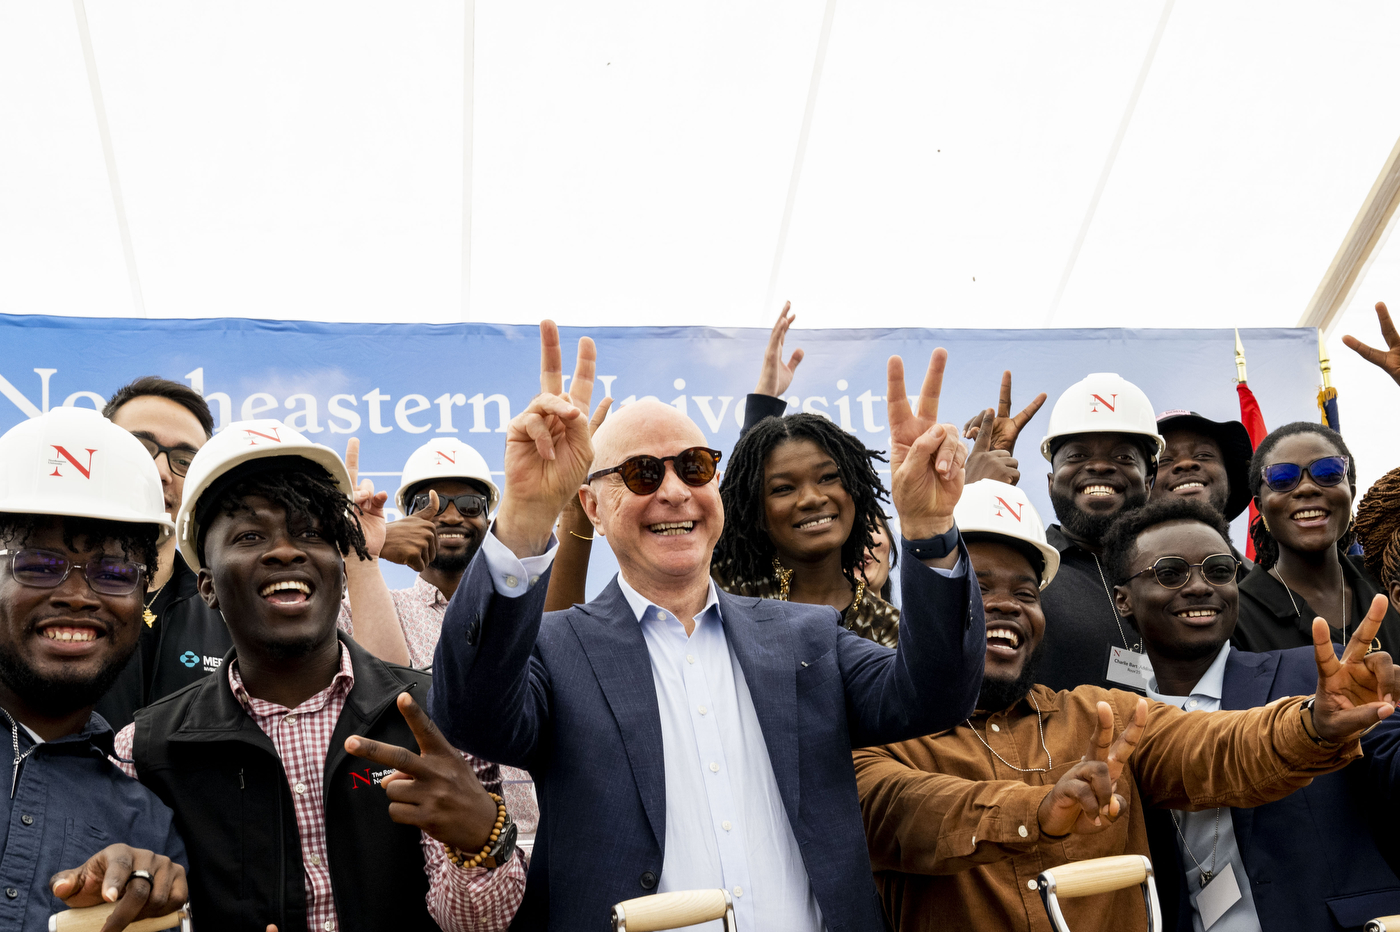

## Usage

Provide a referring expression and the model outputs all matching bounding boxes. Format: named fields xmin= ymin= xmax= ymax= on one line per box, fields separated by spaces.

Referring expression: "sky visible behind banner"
xmin=0 ymin=315 xmax=1320 ymax=596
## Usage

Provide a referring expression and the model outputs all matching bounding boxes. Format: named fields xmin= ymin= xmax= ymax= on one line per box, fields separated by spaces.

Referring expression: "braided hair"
xmin=714 ymin=413 xmax=889 ymax=594
xmin=197 ymin=461 xmax=369 ymax=566
xmin=1246 ymin=421 xmax=1356 ymax=569
xmin=1357 ymin=465 xmax=1400 ymax=590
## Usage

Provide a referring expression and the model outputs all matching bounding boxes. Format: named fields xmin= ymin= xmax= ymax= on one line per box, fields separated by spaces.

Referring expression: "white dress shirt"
xmin=1147 ymin=643 xmax=1263 ymax=932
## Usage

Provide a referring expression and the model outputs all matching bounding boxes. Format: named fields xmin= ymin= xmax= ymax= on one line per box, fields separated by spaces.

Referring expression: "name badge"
xmin=1193 ymin=860 xmax=1243 ymax=931
xmin=1104 ymin=645 xmax=1152 ymax=692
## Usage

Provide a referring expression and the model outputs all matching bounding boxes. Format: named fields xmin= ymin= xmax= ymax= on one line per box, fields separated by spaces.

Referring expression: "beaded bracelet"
xmin=444 ymin=793 xmax=507 ymax=869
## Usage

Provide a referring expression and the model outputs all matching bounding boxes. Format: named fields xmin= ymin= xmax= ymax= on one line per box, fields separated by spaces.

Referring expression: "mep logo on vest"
xmin=47 ymin=445 xmax=96 ymax=479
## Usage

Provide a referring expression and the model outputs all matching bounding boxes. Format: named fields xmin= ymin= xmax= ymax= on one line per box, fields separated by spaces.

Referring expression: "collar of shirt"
xmin=227 ymin=641 xmax=356 ymax=717
xmin=1146 ymin=641 xmax=1230 ymax=711
xmin=410 ymin=573 xmax=447 ymax=607
xmin=616 ymin=573 xmax=723 ymax=627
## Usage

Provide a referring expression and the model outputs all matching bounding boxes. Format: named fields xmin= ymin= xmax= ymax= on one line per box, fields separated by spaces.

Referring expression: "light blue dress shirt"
xmin=1147 ymin=643 xmax=1263 ymax=932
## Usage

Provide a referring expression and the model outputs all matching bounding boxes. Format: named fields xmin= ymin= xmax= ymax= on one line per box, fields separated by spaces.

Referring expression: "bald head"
xmin=591 ymin=399 xmax=709 ymax=473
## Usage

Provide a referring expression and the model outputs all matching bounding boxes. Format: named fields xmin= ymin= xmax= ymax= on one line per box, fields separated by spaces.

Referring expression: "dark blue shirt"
xmin=0 ymin=711 xmax=186 ymax=932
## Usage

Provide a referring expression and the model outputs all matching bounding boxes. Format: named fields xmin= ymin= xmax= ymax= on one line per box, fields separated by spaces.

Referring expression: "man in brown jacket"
xmin=853 ymin=484 xmax=1397 ymax=932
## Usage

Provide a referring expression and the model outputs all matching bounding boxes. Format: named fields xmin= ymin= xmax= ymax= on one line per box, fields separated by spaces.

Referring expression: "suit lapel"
xmin=717 ymin=589 xmax=800 ymax=815
xmin=1221 ymin=648 xmax=1278 ymax=859
xmin=572 ymin=579 xmax=669 ymax=849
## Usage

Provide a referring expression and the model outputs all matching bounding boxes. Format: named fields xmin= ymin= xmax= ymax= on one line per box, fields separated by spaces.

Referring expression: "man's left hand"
xmin=1311 ymin=594 xmax=1398 ymax=743
xmin=49 ymin=844 xmax=188 ymax=932
xmin=345 ymin=693 xmax=499 ymax=853
xmin=886 ymin=349 xmax=967 ymax=540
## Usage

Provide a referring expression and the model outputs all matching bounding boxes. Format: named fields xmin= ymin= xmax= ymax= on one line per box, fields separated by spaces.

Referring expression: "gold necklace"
xmin=770 ymin=557 xmax=866 ymax=623
xmin=142 ymin=583 xmax=166 ymax=627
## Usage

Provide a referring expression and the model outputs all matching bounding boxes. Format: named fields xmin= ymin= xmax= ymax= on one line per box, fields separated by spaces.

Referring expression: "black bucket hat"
xmin=1154 ymin=410 xmax=1254 ymax=521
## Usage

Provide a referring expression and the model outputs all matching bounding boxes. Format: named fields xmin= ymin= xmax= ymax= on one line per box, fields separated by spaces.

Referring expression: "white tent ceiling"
xmin=3 ymin=1 xmax=1399 ymax=488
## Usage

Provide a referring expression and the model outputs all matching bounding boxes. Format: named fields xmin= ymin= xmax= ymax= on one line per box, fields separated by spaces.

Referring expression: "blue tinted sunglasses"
xmin=1260 ymin=455 xmax=1349 ymax=493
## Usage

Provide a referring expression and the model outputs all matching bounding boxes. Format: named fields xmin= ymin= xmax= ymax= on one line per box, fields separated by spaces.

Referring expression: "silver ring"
xmin=129 ymin=870 xmax=153 ymax=884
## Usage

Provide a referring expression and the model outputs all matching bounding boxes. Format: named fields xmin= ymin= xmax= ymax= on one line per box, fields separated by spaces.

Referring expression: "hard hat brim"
xmin=0 ymin=497 xmax=175 ymax=544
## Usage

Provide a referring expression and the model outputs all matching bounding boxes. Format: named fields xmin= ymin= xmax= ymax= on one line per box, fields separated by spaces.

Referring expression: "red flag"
xmin=1237 ymin=382 xmax=1268 ymax=560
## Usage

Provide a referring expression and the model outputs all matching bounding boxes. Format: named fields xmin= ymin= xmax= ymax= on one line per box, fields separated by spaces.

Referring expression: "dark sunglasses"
xmin=587 ymin=447 xmax=723 ymax=495
xmin=408 ymin=492 xmax=489 ymax=518
xmin=1128 ymin=553 xmax=1239 ymax=590
xmin=0 ymin=548 xmax=146 ymax=596
xmin=1260 ymin=455 xmax=1349 ymax=493
xmin=136 ymin=437 xmax=198 ymax=478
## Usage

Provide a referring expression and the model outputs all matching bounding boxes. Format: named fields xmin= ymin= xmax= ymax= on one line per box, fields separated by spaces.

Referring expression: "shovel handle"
xmin=48 ymin=901 xmax=189 ymax=932
xmin=1040 ymin=855 xmax=1149 ymax=898
xmin=612 ymin=889 xmax=730 ymax=931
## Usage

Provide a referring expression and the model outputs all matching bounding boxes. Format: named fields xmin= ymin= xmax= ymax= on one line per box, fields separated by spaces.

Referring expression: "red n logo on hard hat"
xmin=242 ymin=427 xmax=282 ymax=446
xmin=50 ymin=446 xmax=96 ymax=479
xmin=1088 ymin=393 xmax=1118 ymax=413
xmin=993 ymin=497 xmax=1024 ymax=521
xmin=434 ymin=451 xmax=456 ymax=465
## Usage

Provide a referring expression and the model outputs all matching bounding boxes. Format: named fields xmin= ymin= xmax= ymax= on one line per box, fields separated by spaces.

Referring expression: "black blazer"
xmin=1232 ymin=557 xmax=1400 ymax=655
xmin=1145 ymin=646 xmax=1400 ymax=931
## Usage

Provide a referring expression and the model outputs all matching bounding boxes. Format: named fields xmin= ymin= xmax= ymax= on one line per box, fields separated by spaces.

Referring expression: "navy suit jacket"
xmin=1145 ymin=646 xmax=1400 ymax=931
xmin=427 ymin=538 xmax=984 ymax=931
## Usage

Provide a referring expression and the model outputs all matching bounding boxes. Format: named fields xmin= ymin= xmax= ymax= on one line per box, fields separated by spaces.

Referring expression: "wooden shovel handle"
xmin=613 ymin=889 xmax=730 ymax=931
xmin=49 ymin=901 xmax=188 ymax=932
xmin=1041 ymin=855 xmax=1149 ymax=898
xmin=1366 ymin=917 xmax=1400 ymax=932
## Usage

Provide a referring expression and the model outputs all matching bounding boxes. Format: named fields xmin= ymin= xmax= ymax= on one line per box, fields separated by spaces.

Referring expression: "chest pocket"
xmin=60 ymin=818 xmax=110 ymax=873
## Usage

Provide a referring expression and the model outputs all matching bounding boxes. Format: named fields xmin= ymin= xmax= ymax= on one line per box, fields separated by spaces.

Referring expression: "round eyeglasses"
xmin=586 ymin=447 xmax=722 ymax=495
xmin=1127 ymin=553 xmax=1239 ymax=590
xmin=0 ymin=548 xmax=146 ymax=596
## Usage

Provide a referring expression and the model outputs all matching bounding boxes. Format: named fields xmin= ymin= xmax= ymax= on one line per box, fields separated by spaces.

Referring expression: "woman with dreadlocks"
xmin=712 ymin=412 xmax=902 ymax=647
xmin=1357 ymin=465 xmax=1400 ymax=617
xmin=1232 ymin=421 xmax=1400 ymax=654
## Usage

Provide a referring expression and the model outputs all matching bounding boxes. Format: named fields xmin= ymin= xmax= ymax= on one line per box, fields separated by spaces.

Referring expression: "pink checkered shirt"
xmin=338 ymin=574 xmax=446 ymax=670
xmin=114 ymin=643 xmax=525 ymax=932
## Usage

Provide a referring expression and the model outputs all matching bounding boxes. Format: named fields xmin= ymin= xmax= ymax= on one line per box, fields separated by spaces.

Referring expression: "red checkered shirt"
xmin=115 ymin=643 xmax=525 ymax=932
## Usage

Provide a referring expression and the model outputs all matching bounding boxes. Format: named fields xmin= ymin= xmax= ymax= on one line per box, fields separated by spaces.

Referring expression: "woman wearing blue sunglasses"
xmin=1232 ymin=421 xmax=1400 ymax=654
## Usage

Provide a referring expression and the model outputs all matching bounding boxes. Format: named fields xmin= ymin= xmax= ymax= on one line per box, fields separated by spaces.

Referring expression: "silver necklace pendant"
xmin=1199 ymin=869 xmax=1213 ymax=888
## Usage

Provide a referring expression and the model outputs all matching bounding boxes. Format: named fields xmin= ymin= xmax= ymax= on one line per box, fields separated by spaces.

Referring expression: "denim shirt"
xmin=0 ymin=710 xmax=186 ymax=932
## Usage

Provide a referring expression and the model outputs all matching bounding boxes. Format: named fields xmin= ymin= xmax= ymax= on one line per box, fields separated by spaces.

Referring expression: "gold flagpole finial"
xmin=1318 ymin=328 xmax=1333 ymax=390
xmin=1234 ymin=328 xmax=1248 ymax=383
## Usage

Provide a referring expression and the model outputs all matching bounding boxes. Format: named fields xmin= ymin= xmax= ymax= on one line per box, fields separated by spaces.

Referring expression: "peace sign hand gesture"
xmin=886 ymin=349 xmax=969 ymax=541
xmin=960 ymin=371 xmax=1047 ymax=454
xmin=1310 ymin=594 xmax=1399 ymax=743
xmin=1038 ymin=699 xmax=1146 ymax=837
xmin=1343 ymin=302 xmax=1400 ymax=388
xmin=495 ymin=321 xmax=598 ymax=558
xmin=345 ymin=693 xmax=500 ymax=854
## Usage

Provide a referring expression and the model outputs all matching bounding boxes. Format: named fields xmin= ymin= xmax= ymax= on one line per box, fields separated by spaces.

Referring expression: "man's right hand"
xmin=964 ymin=412 xmax=1021 ymax=485
xmin=494 ymin=321 xmax=598 ymax=559
xmin=49 ymin=844 xmax=187 ymax=932
xmin=380 ymin=498 xmax=439 ymax=571
xmin=1342 ymin=301 xmax=1400 ymax=388
xmin=1037 ymin=699 xmax=1145 ymax=837
xmin=754 ymin=301 xmax=804 ymax=397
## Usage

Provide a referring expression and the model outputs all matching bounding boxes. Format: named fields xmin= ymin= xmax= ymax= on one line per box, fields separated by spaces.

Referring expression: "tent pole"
xmin=462 ymin=0 xmax=477 ymax=321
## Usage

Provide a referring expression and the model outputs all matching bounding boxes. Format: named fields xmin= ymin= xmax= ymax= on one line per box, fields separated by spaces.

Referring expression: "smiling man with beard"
xmin=112 ymin=421 xmax=525 ymax=932
xmin=854 ymin=480 xmax=1400 ymax=932
xmin=1034 ymin=373 xmax=1165 ymax=693
xmin=0 ymin=407 xmax=188 ymax=932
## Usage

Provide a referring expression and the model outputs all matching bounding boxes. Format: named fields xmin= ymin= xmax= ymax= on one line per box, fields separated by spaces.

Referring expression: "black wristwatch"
xmin=904 ymin=524 xmax=960 ymax=560
xmin=482 ymin=811 xmax=518 ymax=869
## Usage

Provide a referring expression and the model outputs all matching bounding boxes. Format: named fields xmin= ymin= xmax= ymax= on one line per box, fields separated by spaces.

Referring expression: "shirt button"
xmin=991 ymin=723 xmax=1000 ymax=732
xmin=1018 ymin=825 xmax=1028 ymax=838
xmin=709 ymin=762 xmax=720 ymax=773
xmin=20 ymin=814 xmax=32 ymax=825
xmin=324 ymin=922 xmax=336 ymax=931
xmin=733 ymin=886 xmax=743 ymax=897
xmin=698 ymin=705 xmax=708 ymax=715
xmin=4 ymin=887 xmax=15 ymax=899
xmin=1028 ymin=879 xmax=1038 ymax=890
xmin=722 ymin=820 xmax=732 ymax=831
xmin=295 ymin=782 xmax=307 ymax=795
xmin=687 ymin=654 xmax=696 ymax=664
xmin=1188 ymin=699 xmax=1198 ymax=708
xmin=309 ymin=855 xmax=321 ymax=866
xmin=505 ymin=575 xmax=519 ymax=588
xmin=285 ymin=715 xmax=297 ymax=724
xmin=657 ymin=611 xmax=668 ymax=620
xmin=530 ymin=575 xmax=540 ymax=586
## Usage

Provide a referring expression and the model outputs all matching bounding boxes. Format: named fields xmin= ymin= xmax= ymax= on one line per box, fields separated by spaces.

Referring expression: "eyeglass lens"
xmin=10 ymin=549 xmax=143 ymax=595
xmin=1261 ymin=455 xmax=1348 ymax=493
xmin=409 ymin=493 xmax=487 ymax=517
xmin=137 ymin=437 xmax=197 ymax=477
xmin=619 ymin=448 xmax=719 ymax=494
xmin=1151 ymin=554 xmax=1237 ymax=588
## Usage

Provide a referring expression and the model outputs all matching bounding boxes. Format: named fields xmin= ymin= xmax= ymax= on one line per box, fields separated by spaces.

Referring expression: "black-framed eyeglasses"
xmin=135 ymin=436 xmax=198 ymax=478
xmin=1128 ymin=553 xmax=1239 ymax=590
xmin=408 ymin=492 xmax=489 ymax=518
xmin=1260 ymin=455 xmax=1349 ymax=494
xmin=586 ymin=447 xmax=723 ymax=495
xmin=0 ymin=548 xmax=147 ymax=596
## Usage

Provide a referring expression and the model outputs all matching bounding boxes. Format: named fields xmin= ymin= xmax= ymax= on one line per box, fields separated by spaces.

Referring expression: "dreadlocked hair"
xmin=0 ymin=513 xmax=160 ymax=580
xmin=197 ymin=463 xmax=369 ymax=566
xmin=713 ymin=413 xmax=889 ymax=595
xmin=1246 ymin=421 xmax=1356 ymax=569
xmin=1357 ymin=465 xmax=1400 ymax=590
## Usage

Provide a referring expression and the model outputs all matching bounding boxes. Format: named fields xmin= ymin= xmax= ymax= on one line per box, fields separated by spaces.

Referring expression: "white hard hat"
xmin=953 ymin=480 xmax=1060 ymax=588
xmin=1039 ymin=373 xmax=1165 ymax=463
xmin=0 ymin=407 xmax=175 ymax=544
xmin=176 ymin=419 xmax=352 ymax=572
xmin=395 ymin=438 xmax=499 ymax=513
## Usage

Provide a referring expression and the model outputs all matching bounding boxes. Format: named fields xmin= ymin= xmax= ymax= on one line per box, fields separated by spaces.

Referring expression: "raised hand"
xmin=345 ymin=693 xmax=499 ymax=853
xmin=754 ymin=301 xmax=805 ymax=397
xmin=382 ymin=491 xmax=440 ymax=571
xmin=49 ymin=844 xmax=188 ymax=932
xmin=1342 ymin=302 xmax=1400 ymax=387
xmin=1310 ymin=594 xmax=1399 ymax=742
xmin=345 ymin=438 xmax=390 ymax=558
xmin=1038 ymin=699 xmax=1145 ymax=837
xmin=964 ymin=411 xmax=1022 ymax=486
xmin=962 ymin=371 xmax=1047 ymax=454
xmin=886 ymin=349 xmax=969 ymax=540
xmin=495 ymin=322 xmax=598 ymax=558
